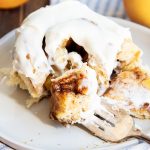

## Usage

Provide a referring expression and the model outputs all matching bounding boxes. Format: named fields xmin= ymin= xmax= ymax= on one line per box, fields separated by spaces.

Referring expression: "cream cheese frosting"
xmin=13 ymin=0 xmax=131 ymax=94
xmin=45 ymin=18 xmax=130 ymax=78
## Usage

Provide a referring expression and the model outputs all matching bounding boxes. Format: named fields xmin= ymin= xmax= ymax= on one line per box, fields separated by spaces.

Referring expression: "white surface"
xmin=0 ymin=18 xmax=150 ymax=150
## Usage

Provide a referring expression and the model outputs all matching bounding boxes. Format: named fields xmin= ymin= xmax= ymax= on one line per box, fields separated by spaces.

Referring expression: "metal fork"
xmin=80 ymin=99 xmax=150 ymax=143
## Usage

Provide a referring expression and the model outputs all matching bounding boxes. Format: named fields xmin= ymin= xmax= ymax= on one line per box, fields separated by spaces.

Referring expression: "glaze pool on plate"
xmin=0 ymin=18 xmax=150 ymax=150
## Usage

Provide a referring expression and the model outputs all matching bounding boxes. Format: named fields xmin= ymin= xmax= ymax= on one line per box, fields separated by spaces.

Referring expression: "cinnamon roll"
xmin=11 ymin=1 xmax=149 ymax=120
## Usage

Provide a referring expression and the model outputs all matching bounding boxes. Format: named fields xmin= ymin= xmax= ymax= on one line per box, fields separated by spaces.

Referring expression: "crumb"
xmin=30 ymin=139 xmax=33 ymax=142
xmin=26 ymin=53 xmax=30 ymax=60
xmin=33 ymin=68 xmax=36 ymax=73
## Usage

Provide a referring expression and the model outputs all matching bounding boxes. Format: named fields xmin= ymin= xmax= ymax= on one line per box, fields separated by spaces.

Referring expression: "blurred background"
xmin=0 ymin=0 xmax=150 ymax=38
xmin=0 ymin=0 xmax=49 ymax=37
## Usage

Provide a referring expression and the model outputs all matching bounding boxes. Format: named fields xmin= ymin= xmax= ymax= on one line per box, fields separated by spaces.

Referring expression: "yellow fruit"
xmin=0 ymin=0 xmax=28 ymax=9
xmin=123 ymin=0 xmax=150 ymax=28
xmin=142 ymin=78 xmax=150 ymax=90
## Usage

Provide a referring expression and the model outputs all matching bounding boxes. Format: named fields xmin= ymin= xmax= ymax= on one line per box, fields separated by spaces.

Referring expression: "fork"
xmin=80 ymin=98 xmax=150 ymax=143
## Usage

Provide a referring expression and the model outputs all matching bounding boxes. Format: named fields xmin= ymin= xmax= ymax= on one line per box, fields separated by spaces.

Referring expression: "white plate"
xmin=0 ymin=18 xmax=150 ymax=150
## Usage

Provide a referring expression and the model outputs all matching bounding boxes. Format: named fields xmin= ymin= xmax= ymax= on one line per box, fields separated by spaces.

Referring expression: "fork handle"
xmin=128 ymin=129 xmax=150 ymax=144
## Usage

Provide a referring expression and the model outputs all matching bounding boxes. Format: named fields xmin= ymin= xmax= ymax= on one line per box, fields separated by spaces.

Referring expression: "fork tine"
xmin=94 ymin=113 xmax=115 ymax=127
xmin=101 ymin=99 xmax=127 ymax=117
xmin=82 ymin=123 xmax=112 ymax=142
xmin=82 ymin=113 xmax=134 ymax=143
xmin=83 ymin=121 xmax=104 ymax=134
xmin=80 ymin=98 xmax=139 ymax=143
xmin=93 ymin=115 xmax=113 ymax=128
xmin=102 ymin=103 xmax=129 ymax=120
xmin=95 ymin=108 xmax=116 ymax=125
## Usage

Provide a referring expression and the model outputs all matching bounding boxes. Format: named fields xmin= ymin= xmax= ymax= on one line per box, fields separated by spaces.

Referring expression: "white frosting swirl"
xmin=13 ymin=0 xmax=131 ymax=91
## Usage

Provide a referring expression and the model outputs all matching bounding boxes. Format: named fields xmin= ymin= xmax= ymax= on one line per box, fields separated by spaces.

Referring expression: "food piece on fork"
xmin=104 ymin=66 xmax=150 ymax=119
xmin=48 ymin=65 xmax=99 ymax=124
xmin=46 ymin=64 xmax=150 ymax=143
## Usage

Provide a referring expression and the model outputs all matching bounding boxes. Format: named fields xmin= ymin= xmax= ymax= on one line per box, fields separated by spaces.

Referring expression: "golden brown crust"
xmin=116 ymin=39 xmax=141 ymax=71
xmin=10 ymin=71 xmax=45 ymax=98
xmin=50 ymin=92 xmax=89 ymax=124
xmin=49 ymin=68 xmax=92 ymax=124
xmin=130 ymin=104 xmax=150 ymax=119
xmin=51 ymin=73 xmax=87 ymax=95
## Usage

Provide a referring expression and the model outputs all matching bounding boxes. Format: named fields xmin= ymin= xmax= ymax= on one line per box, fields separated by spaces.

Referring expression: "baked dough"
xmin=104 ymin=67 xmax=150 ymax=119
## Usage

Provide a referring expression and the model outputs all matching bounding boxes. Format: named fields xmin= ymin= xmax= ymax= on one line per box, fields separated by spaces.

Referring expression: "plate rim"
xmin=109 ymin=17 xmax=150 ymax=33
xmin=0 ymin=29 xmax=16 ymax=45
xmin=0 ymin=17 xmax=150 ymax=150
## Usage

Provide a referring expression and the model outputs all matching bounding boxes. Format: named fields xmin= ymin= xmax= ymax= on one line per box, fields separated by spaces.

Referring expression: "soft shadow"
xmin=0 ymin=32 xmax=65 ymax=129
xmin=9 ymin=87 xmax=63 ymax=128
